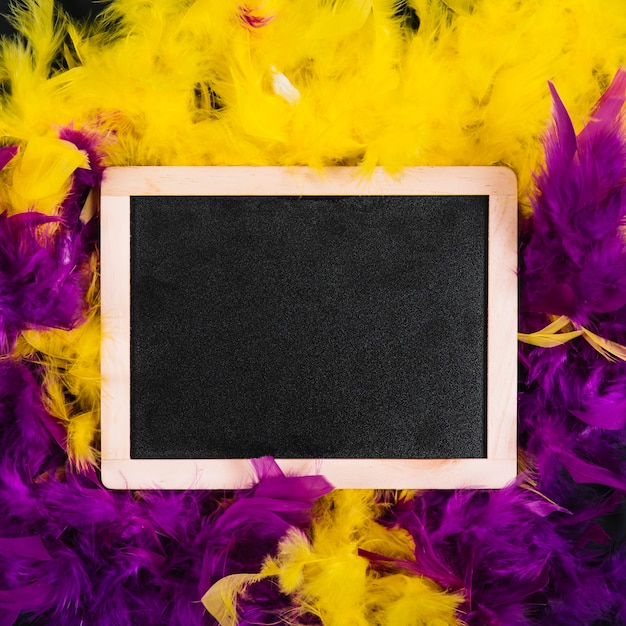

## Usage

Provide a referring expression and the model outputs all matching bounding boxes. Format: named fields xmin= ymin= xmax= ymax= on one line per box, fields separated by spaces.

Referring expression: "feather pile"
xmin=0 ymin=0 xmax=625 ymax=624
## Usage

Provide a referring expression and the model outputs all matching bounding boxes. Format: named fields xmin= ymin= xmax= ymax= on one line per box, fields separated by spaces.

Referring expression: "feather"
xmin=0 ymin=146 xmax=18 ymax=172
xmin=392 ymin=485 xmax=626 ymax=625
xmin=14 ymin=294 xmax=102 ymax=469
xmin=518 ymin=315 xmax=584 ymax=347
xmin=519 ymin=315 xmax=626 ymax=361
xmin=0 ymin=210 xmax=85 ymax=352
xmin=580 ymin=326 xmax=626 ymax=362
xmin=0 ymin=0 xmax=76 ymax=160
xmin=10 ymin=137 xmax=88 ymax=208
xmin=556 ymin=450 xmax=626 ymax=491
xmin=521 ymin=68 xmax=626 ymax=323
xmin=205 ymin=491 xmax=461 ymax=625
xmin=201 ymin=572 xmax=263 ymax=626
xmin=0 ymin=213 xmax=77 ymax=353
xmin=569 ymin=402 xmax=626 ymax=430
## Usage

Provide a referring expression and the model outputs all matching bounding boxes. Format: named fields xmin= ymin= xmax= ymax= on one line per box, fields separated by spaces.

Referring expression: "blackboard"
xmin=100 ymin=167 xmax=518 ymax=489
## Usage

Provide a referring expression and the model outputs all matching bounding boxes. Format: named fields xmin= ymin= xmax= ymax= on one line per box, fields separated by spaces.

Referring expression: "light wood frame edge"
xmin=100 ymin=166 xmax=518 ymax=490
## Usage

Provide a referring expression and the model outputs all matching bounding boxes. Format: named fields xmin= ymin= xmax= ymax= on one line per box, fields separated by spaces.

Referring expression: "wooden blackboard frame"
xmin=100 ymin=166 xmax=517 ymax=490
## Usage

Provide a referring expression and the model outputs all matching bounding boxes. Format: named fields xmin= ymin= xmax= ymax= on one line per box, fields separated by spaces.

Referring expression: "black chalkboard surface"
xmin=100 ymin=167 xmax=518 ymax=489
xmin=131 ymin=195 xmax=487 ymax=460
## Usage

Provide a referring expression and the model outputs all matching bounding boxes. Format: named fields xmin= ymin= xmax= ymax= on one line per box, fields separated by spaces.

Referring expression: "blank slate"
xmin=100 ymin=167 xmax=518 ymax=490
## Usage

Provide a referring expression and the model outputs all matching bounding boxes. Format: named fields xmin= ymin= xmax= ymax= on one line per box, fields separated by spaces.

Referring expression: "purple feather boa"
xmin=518 ymin=70 xmax=626 ymax=506
xmin=0 ymin=365 xmax=331 ymax=625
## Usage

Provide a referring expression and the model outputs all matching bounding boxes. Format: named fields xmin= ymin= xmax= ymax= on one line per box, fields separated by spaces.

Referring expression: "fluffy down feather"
xmin=0 ymin=440 xmax=331 ymax=625
xmin=389 ymin=485 xmax=626 ymax=625
xmin=1 ymin=0 xmax=624 ymax=186
xmin=205 ymin=490 xmax=461 ymax=625
xmin=0 ymin=208 xmax=87 ymax=352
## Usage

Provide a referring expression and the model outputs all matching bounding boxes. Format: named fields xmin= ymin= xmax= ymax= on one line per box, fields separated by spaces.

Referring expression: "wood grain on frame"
xmin=100 ymin=166 xmax=518 ymax=490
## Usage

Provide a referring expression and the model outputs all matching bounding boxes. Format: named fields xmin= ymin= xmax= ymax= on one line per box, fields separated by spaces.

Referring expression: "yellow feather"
xmin=9 ymin=136 xmax=88 ymax=214
xmin=202 ymin=490 xmax=461 ymax=624
xmin=66 ymin=411 xmax=100 ymax=464
xmin=0 ymin=0 xmax=74 ymax=140
xmin=581 ymin=327 xmax=626 ymax=363
xmin=4 ymin=0 xmax=64 ymax=74
xmin=255 ymin=491 xmax=460 ymax=625
xmin=266 ymin=528 xmax=311 ymax=594
xmin=519 ymin=316 xmax=626 ymax=360
xmin=374 ymin=575 xmax=461 ymax=626
xmin=518 ymin=329 xmax=584 ymax=348
xmin=201 ymin=572 xmax=263 ymax=626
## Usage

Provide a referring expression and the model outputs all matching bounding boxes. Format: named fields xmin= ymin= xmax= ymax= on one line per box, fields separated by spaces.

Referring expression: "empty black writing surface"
xmin=129 ymin=194 xmax=488 ymax=460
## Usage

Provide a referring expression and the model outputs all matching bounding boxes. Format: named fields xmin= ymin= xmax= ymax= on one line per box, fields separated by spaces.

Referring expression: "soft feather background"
xmin=0 ymin=0 xmax=625 ymax=624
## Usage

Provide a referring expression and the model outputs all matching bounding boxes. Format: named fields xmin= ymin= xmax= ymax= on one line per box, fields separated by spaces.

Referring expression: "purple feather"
xmin=387 ymin=485 xmax=626 ymax=625
xmin=519 ymin=69 xmax=626 ymax=483
xmin=57 ymin=127 xmax=107 ymax=225
xmin=0 ymin=398 xmax=332 ymax=626
xmin=0 ymin=210 xmax=89 ymax=351
xmin=514 ymin=68 xmax=626 ymax=624
xmin=0 ymin=146 xmax=18 ymax=172
xmin=521 ymin=69 xmax=626 ymax=323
